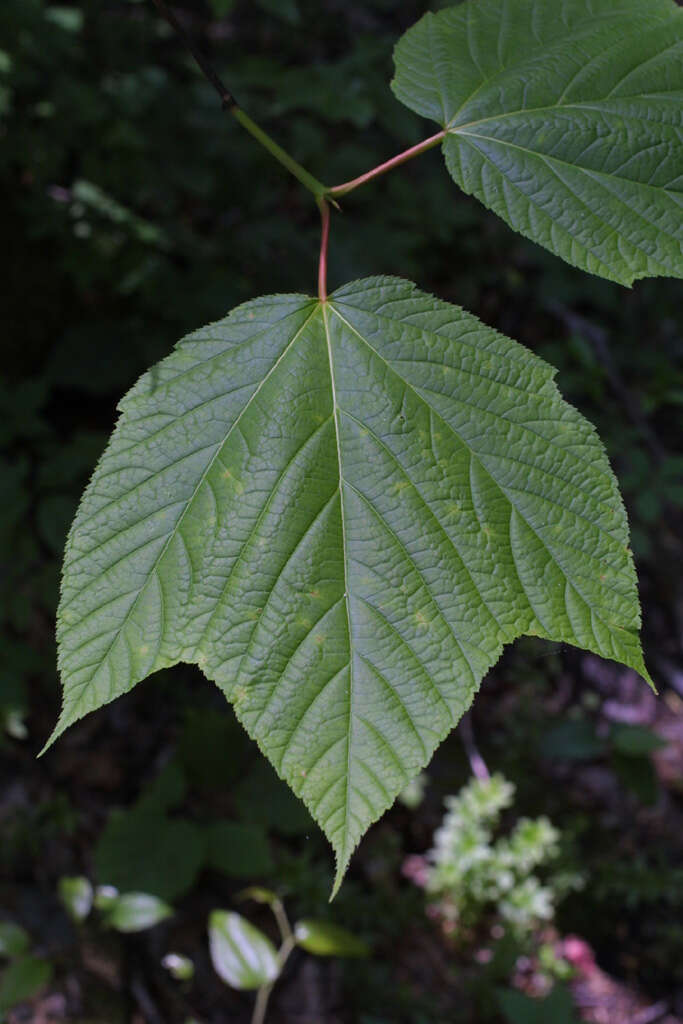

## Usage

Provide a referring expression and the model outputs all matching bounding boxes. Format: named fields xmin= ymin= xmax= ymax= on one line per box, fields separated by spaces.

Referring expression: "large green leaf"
xmin=50 ymin=278 xmax=649 ymax=892
xmin=392 ymin=0 xmax=683 ymax=285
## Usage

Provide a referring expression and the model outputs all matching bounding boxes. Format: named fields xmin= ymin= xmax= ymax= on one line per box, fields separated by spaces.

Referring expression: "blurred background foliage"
xmin=1 ymin=0 xmax=682 ymax=1021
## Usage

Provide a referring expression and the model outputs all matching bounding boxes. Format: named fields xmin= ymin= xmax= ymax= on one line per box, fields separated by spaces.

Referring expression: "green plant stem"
xmin=251 ymin=934 xmax=296 ymax=1024
xmin=149 ymin=0 xmax=327 ymax=198
xmin=233 ymin=108 xmax=327 ymax=198
xmin=327 ymin=130 xmax=446 ymax=197
xmin=270 ymin=898 xmax=294 ymax=947
xmin=250 ymin=900 xmax=295 ymax=1024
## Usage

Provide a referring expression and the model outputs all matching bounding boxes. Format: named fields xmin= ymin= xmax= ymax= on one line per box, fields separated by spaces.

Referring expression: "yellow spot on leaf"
xmin=221 ymin=469 xmax=244 ymax=494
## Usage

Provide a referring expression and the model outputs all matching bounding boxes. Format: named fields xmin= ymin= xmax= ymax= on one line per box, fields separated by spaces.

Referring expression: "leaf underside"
xmin=52 ymin=278 xmax=649 ymax=892
xmin=392 ymin=0 xmax=683 ymax=286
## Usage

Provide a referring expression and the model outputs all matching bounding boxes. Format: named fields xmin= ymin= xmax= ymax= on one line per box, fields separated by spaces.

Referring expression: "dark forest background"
xmin=1 ymin=1 xmax=682 ymax=1021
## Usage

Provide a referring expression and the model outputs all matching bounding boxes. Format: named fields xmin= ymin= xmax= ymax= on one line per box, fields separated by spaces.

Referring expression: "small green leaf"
xmin=0 ymin=957 xmax=52 ymax=1013
xmin=4 ymin=708 xmax=28 ymax=740
xmin=51 ymin=278 xmax=650 ymax=894
xmin=93 ymin=885 xmax=119 ymax=911
xmin=104 ymin=892 xmax=172 ymax=933
xmin=162 ymin=953 xmax=195 ymax=981
xmin=294 ymin=919 xmax=369 ymax=957
xmin=236 ymin=887 xmax=279 ymax=906
xmin=58 ymin=876 xmax=93 ymax=922
xmin=0 ymin=923 xmax=30 ymax=958
xmin=208 ymin=911 xmax=279 ymax=991
xmin=392 ymin=0 xmax=683 ymax=285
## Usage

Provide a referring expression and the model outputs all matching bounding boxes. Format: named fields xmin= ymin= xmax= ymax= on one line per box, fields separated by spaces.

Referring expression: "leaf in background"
xmin=136 ymin=759 xmax=187 ymax=814
xmin=71 ymin=180 xmax=170 ymax=250
xmin=207 ymin=0 xmax=235 ymax=16
xmin=161 ymin=952 xmax=195 ymax=981
xmin=58 ymin=876 xmax=93 ymax=922
xmin=94 ymin=809 xmax=205 ymax=901
xmin=0 ymin=922 xmax=30 ymax=958
xmin=611 ymin=751 xmax=658 ymax=803
xmin=43 ymin=6 xmax=83 ymax=33
xmin=237 ymin=887 xmax=278 ymax=906
xmin=256 ymin=0 xmax=300 ymax=25
xmin=52 ymin=278 xmax=649 ymax=893
xmin=208 ymin=911 xmax=279 ymax=990
xmin=233 ymin=759 xmax=316 ymax=837
xmin=610 ymin=722 xmax=667 ymax=756
xmin=205 ymin=822 xmax=274 ymax=879
xmin=93 ymin=885 xmax=119 ymax=911
xmin=103 ymin=892 xmax=172 ymax=933
xmin=498 ymin=983 xmax=579 ymax=1024
xmin=294 ymin=919 xmax=369 ymax=957
xmin=392 ymin=0 xmax=683 ymax=285
xmin=0 ymin=957 xmax=52 ymax=1014
xmin=539 ymin=719 xmax=605 ymax=761
xmin=178 ymin=709 xmax=253 ymax=792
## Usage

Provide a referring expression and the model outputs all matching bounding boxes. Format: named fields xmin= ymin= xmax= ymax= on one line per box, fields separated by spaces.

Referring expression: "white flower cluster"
xmin=425 ymin=774 xmax=561 ymax=936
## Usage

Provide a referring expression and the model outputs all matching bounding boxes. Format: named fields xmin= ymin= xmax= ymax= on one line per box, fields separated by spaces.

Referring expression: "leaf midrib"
xmin=452 ymin=127 xmax=682 ymax=198
xmin=322 ymin=302 xmax=356 ymax=891
xmin=448 ymin=98 xmax=683 ymax=137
